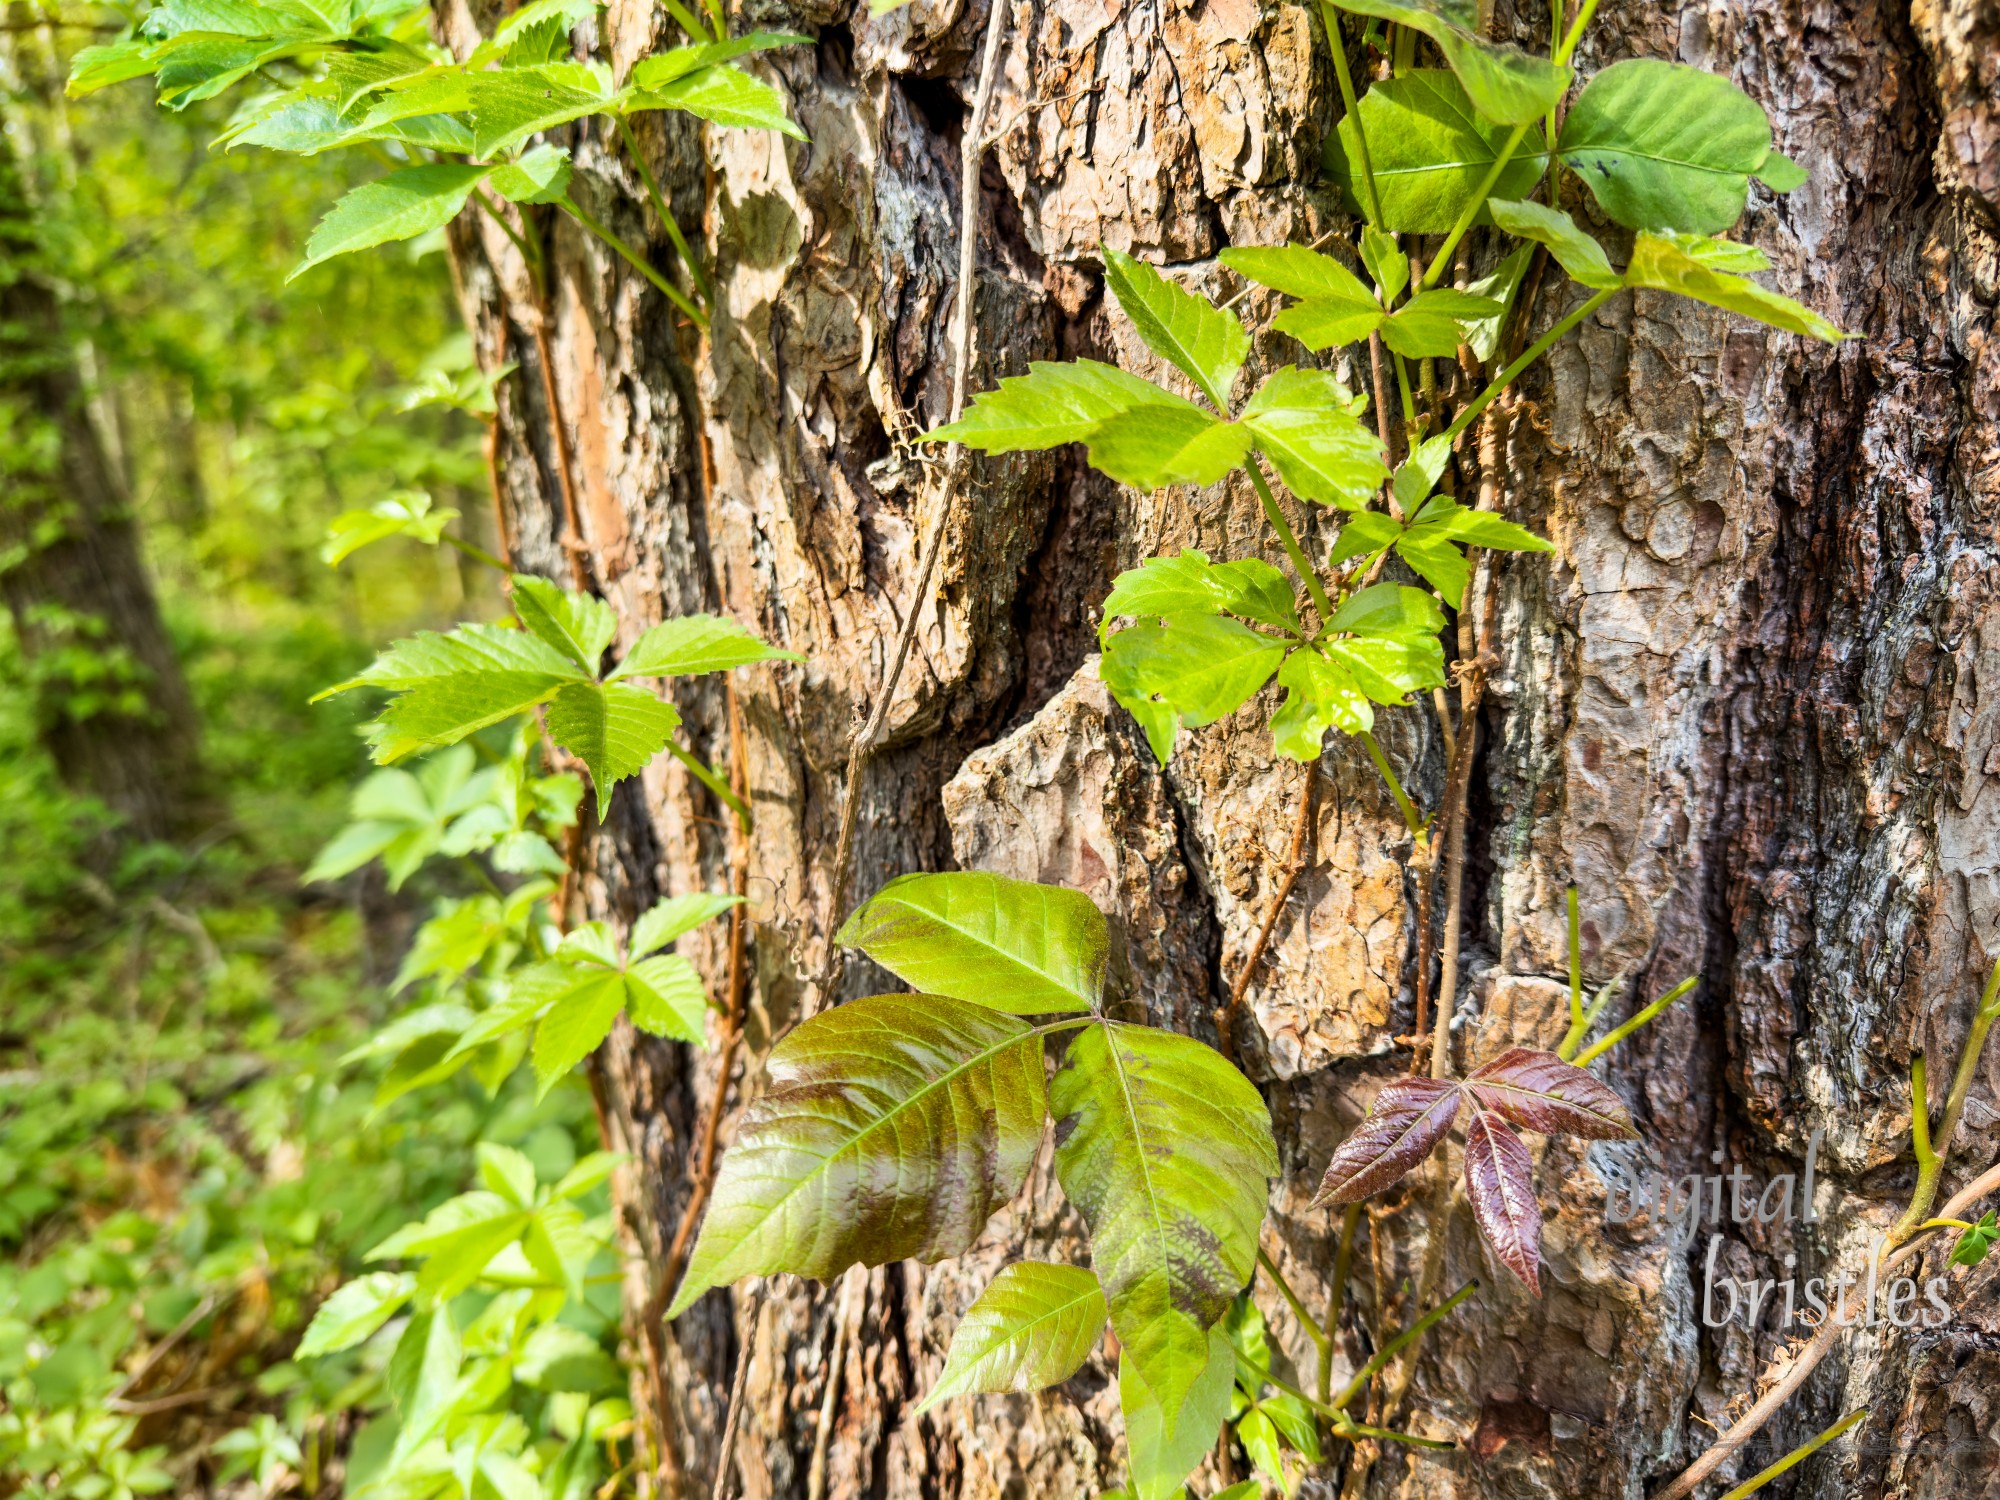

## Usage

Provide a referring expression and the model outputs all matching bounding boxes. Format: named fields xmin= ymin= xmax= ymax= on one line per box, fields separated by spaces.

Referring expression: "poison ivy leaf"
xmin=1099 ymin=551 xmax=1301 ymax=639
xmin=927 ymin=359 xmax=1198 ymax=453
xmin=1102 ymin=248 xmax=1250 ymax=410
xmin=835 ymin=870 xmax=1107 ymax=1014
xmin=530 ymin=967 xmax=628 ymax=1099
xmin=1464 ymin=1047 xmax=1638 ymax=1138
xmin=544 ymin=680 xmax=682 ymax=817
xmin=627 ymin=63 xmax=806 ymax=138
xmin=630 ymin=891 xmax=742 ymax=957
xmin=1327 ymin=0 xmax=1570 ymax=124
xmin=1951 ymin=1210 xmax=1998 ymax=1268
xmin=1557 ymin=58 xmax=1783 ymax=234
xmin=1461 ymin=243 xmax=1535 ymax=361
xmin=1051 ymin=1022 xmax=1277 ymax=1415
xmin=1319 ymin=632 xmax=1445 ymax=704
xmin=512 ymin=575 xmax=618 ymax=672
xmin=1379 ymin=288 xmax=1506 ymax=358
xmin=323 ymin=491 xmax=458 ymax=565
xmin=915 ymin=1263 xmax=1107 ymax=1412
xmin=610 ymin=613 xmax=800 ymax=679
xmin=1118 ymin=1321 xmax=1236 ymax=1500
xmin=1269 ymin=645 xmax=1373 ymax=760
xmin=489 ymin=142 xmax=573 ymax=204
xmin=1625 ymin=232 xmax=1847 ymax=343
xmin=297 ymin=1272 xmax=416 ymax=1358
xmin=623 ymin=954 xmax=708 ymax=1041
xmin=1309 ymin=1076 xmax=1461 ymax=1205
xmin=1326 ymin=583 xmax=1446 ymax=638
xmin=1102 ymin=615 xmax=1287 ymax=733
xmin=1487 ymin=198 xmax=1620 ymax=289
xmin=1085 ymin=404 xmax=1253 ymax=490
xmin=291 ymin=163 xmax=491 ymax=279
xmin=1463 ymin=1109 xmax=1541 ymax=1293
xmin=667 ymin=995 xmax=1048 ymax=1315
xmin=1327 ymin=71 xmax=1548 ymax=234
xmin=1239 ymin=367 xmax=1389 ymax=509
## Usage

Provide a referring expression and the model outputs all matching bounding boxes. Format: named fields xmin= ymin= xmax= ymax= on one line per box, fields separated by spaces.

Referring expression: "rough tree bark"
xmin=440 ymin=0 xmax=2000 ymax=1493
xmin=0 ymin=124 xmax=213 ymax=846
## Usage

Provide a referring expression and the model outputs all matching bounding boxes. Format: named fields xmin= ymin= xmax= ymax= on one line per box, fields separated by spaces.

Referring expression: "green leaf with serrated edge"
xmin=1557 ymin=59 xmax=1774 ymax=235
xmin=1320 ymin=632 xmax=1446 ymax=704
xmin=915 ymin=1263 xmax=1107 ymax=1412
xmin=835 ymin=870 xmax=1107 ymax=1013
xmin=667 ymin=995 xmax=1048 ymax=1316
xmin=1100 ymin=551 xmax=1299 ymax=641
xmin=1327 ymin=582 xmax=1446 ymax=638
xmin=624 ymin=954 xmax=708 ymax=1041
xmin=1380 ymin=288 xmax=1506 ymax=359
xmin=387 ymin=1305 xmax=461 ymax=1464
xmin=1487 ymin=199 xmax=1620 ymax=289
xmin=1272 ymin=296 xmax=1386 ymax=351
xmin=554 ymin=1151 xmax=621 ymax=1199
xmin=630 ymin=891 xmax=741 ymax=956
xmin=1100 ymin=645 xmax=1179 ymax=764
xmin=1102 ymin=248 xmax=1250 ymax=410
xmin=544 ymin=680 xmax=682 ymax=817
xmin=1220 ymin=243 xmax=1373 ymax=303
xmin=297 ymin=1272 xmax=416 ymax=1358
xmin=1664 ymin=235 xmax=1771 ymax=273
xmin=490 ymin=143 xmax=572 ymax=204
xmin=467 ymin=66 xmax=606 ymax=156
xmin=1328 ymin=72 xmax=1548 ymax=235
xmin=1415 ymin=499 xmax=1552 ymax=553
xmin=927 ymin=359 xmax=1196 ymax=452
xmin=1326 ymin=0 xmax=1569 ymax=124
xmin=1052 ymin=1022 xmax=1276 ymax=1416
xmin=370 ymin=1191 xmax=534 ymax=1297
xmin=478 ymin=1141 xmax=538 ymax=1208
xmin=524 ymin=1200 xmax=594 ymax=1303
xmin=324 ymin=492 xmax=457 ymax=565
xmin=1461 ymin=243 xmax=1534 ymax=362
xmin=317 ymin=625 xmax=583 ymax=763
xmin=1394 ymin=532 xmax=1469 ymax=602
xmin=290 ymin=164 xmax=490 ymax=280
xmin=1104 ymin=615 xmax=1287 ymax=729
xmin=1625 ymin=233 xmax=1847 ymax=343
xmin=1117 ymin=1312 xmax=1236 ymax=1500
xmin=1360 ymin=227 xmax=1407 ymax=303
xmin=66 ymin=40 xmax=161 ymax=97
xmin=626 ymin=33 xmax=810 ymax=90
xmin=1239 ymin=367 xmax=1389 ymax=510
xmin=531 ymin=969 xmax=628 ymax=1099
xmin=1084 ymin=405 xmax=1252 ymax=491
xmin=1756 ymin=149 xmax=1807 ymax=192
xmin=1330 ymin=510 xmax=1402 ymax=568
xmin=1392 ymin=435 xmax=1453 ymax=513
xmin=320 ymin=620 xmax=581 ymax=695
xmin=610 ymin=614 xmax=800 ymax=679
xmin=627 ymin=63 xmax=805 ymax=139
xmin=512 ymin=575 xmax=618 ymax=671
xmin=1270 ymin=645 xmax=1373 ymax=760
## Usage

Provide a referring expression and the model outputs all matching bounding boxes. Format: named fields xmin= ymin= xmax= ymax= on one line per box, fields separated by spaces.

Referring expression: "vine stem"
xmin=1233 ymin=1359 xmax=1452 ymax=1449
xmin=813 ymin=0 xmax=1010 ymax=1009
xmin=1245 ymin=460 xmax=1336 ymax=623
xmin=1890 ymin=954 xmax=2000 ymax=1243
xmin=1443 ymin=287 xmax=1618 ymax=445
xmin=1317 ymin=1202 xmax=1361 ymax=1404
xmin=1359 ymin=730 xmax=1422 ymax=837
xmin=1419 ymin=122 xmax=1531 ymax=293
xmin=1330 ymin=1280 xmax=1477 ymax=1411
xmin=1717 ymin=1408 xmax=1868 ymax=1500
xmin=1258 ymin=1247 xmax=1330 ymax=1354
xmin=1222 ymin=763 xmax=1318 ymax=1056
xmin=614 ymin=114 xmax=711 ymax=304
xmin=560 ymin=194 xmax=708 ymax=329
xmin=1571 ymin=974 xmax=1696 ymax=1066
xmin=1320 ymin=0 xmax=1383 ymax=226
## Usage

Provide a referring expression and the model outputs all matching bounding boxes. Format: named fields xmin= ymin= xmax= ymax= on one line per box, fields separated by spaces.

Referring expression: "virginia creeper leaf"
xmin=926 ymin=359 xmax=1197 ymax=452
xmin=1461 ymin=243 xmax=1535 ymax=360
xmin=1379 ymin=288 xmax=1506 ymax=359
xmin=387 ymin=1304 xmax=462 ymax=1464
xmin=1326 ymin=583 xmax=1445 ymax=638
xmin=1099 ymin=551 xmax=1301 ymax=641
xmin=1327 ymin=71 xmax=1548 ymax=234
xmin=623 ymin=953 xmax=708 ymax=1041
xmin=1463 ymin=1109 xmax=1541 ymax=1294
xmin=530 ymin=968 xmax=629 ymax=1099
xmin=1084 ymin=404 xmax=1252 ymax=490
xmin=512 ymin=575 xmax=618 ymax=671
xmin=543 ymin=680 xmax=682 ymax=817
xmin=1310 ymin=1076 xmax=1461 ymax=1206
xmin=1221 ymin=244 xmax=1383 ymax=349
xmin=1102 ymin=247 xmax=1250 ymax=410
xmin=488 ymin=142 xmax=573 ymax=204
xmin=1625 ymin=232 xmax=1846 ymax=343
xmin=323 ymin=492 xmax=457 ymax=565
xmin=916 ymin=1263 xmax=1107 ymax=1412
xmin=291 ymin=163 xmax=491 ymax=279
xmin=297 ymin=1272 xmax=416 ymax=1358
xmin=1487 ymin=198 xmax=1621 ymax=289
xmin=1318 ymin=632 xmax=1445 ymax=703
xmin=609 ymin=613 xmax=800 ymax=679
xmin=467 ymin=66 xmax=607 ymax=156
xmin=629 ymin=891 xmax=742 ymax=957
xmin=1239 ymin=367 xmax=1388 ymax=509
xmin=627 ymin=63 xmax=805 ymax=139
xmin=1360 ymin=227 xmax=1407 ymax=303
xmin=1101 ymin=615 xmax=1287 ymax=731
xmin=1463 ymin=1047 xmax=1638 ymax=1138
xmin=1269 ymin=645 xmax=1373 ymax=760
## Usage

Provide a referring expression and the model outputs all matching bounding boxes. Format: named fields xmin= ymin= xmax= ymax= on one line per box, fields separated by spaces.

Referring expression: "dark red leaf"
xmin=1463 ymin=1109 xmax=1541 ymax=1295
xmin=1464 ymin=1047 xmax=1636 ymax=1140
xmin=1309 ymin=1077 xmax=1461 ymax=1207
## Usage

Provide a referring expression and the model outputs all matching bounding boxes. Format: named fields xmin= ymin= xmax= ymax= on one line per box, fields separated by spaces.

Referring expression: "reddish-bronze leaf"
xmin=1309 ymin=1076 xmax=1461 ymax=1207
xmin=1464 ymin=1047 xmax=1636 ymax=1140
xmin=1463 ymin=1109 xmax=1541 ymax=1295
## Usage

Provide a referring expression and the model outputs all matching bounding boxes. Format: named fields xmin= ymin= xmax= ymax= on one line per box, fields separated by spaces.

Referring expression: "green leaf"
xmin=1460 ymin=243 xmax=1534 ymax=361
xmin=1219 ymin=243 xmax=1374 ymax=303
xmin=624 ymin=953 xmax=708 ymax=1042
xmin=929 ymin=358 xmax=1197 ymax=452
xmin=1102 ymin=615 xmax=1287 ymax=732
xmin=489 ymin=142 xmax=573 ymax=204
xmin=1099 ymin=643 xmax=1179 ymax=765
xmin=1380 ymin=288 xmax=1506 ymax=359
xmin=512 ymin=575 xmax=618 ymax=671
xmin=1326 ymin=582 xmax=1446 ymax=637
xmin=66 ymin=40 xmax=163 ymax=97
xmin=1319 ymin=633 xmax=1445 ymax=704
xmin=387 ymin=1305 xmax=462 ymax=1464
xmin=370 ymin=1191 xmax=534 ymax=1297
xmin=1330 ymin=510 xmax=1402 ymax=569
xmin=297 ymin=1272 xmax=416 ymax=1358
xmin=1486 ymin=198 xmax=1620 ymax=289
xmin=1392 ymin=531 xmax=1468 ymax=601
xmin=1413 ymin=497 xmax=1553 ymax=553
xmin=1269 ymin=645 xmax=1373 ymax=760
xmin=1118 ymin=1322 xmax=1237 ymax=1500
xmin=835 ymin=870 xmax=1107 ymax=1014
xmin=630 ymin=891 xmax=741 ymax=956
xmin=1951 ymin=1210 xmax=1998 ymax=1267
xmin=544 ymin=680 xmax=682 ymax=817
xmin=523 ymin=1201 xmax=596 ymax=1303
xmin=1557 ymin=59 xmax=1777 ymax=234
xmin=1360 ymin=227 xmax=1408 ymax=304
xmin=1099 ymin=551 xmax=1300 ymax=640
xmin=323 ymin=491 xmax=457 ymax=565
xmin=1102 ymin=248 xmax=1250 ymax=410
xmin=291 ymin=164 xmax=491 ymax=280
xmin=627 ymin=62 xmax=806 ymax=139
xmin=530 ymin=968 xmax=629 ymax=1099
xmin=1625 ymin=232 xmax=1847 ymax=342
xmin=610 ymin=613 xmax=800 ymax=678
xmin=625 ymin=33 xmax=810 ymax=90
xmin=1756 ymin=149 xmax=1808 ymax=193
xmin=1051 ymin=1023 xmax=1276 ymax=1415
xmin=915 ymin=1263 xmax=1107 ymax=1413
xmin=1328 ymin=71 xmax=1548 ymax=235
xmin=467 ymin=65 xmax=608 ymax=156
xmin=1239 ymin=367 xmax=1388 ymax=509
xmin=477 ymin=1141 xmax=539 ymax=1208
xmin=1326 ymin=0 xmax=1570 ymax=124
xmin=667 ymin=995 xmax=1048 ymax=1316
xmin=1391 ymin=434 xmax=1453 ymax=513
xmin=1084 ymin=405 xmax=1253 ymax=491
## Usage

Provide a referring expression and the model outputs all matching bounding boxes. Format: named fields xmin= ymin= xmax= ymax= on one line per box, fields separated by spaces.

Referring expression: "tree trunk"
xmin=444 ymin=0 xmax=2000 ymax=1493
xmin=0 ymin=126 xmax=214 ymax=846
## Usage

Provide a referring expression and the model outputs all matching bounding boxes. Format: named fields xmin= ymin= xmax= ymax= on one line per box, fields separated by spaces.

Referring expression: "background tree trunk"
xmin=443 ymin=0 xmax=2000 ymax=1493
xmin=0 ymin=126 xmax=214 ymax=846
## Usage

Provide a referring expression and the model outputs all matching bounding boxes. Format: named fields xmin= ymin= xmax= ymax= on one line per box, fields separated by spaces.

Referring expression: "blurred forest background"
xmin=1 ymin=9 xmax=618 ymax=1496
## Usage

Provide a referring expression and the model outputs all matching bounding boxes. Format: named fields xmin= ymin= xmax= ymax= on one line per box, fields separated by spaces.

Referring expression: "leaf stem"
xmin=1443 ymin=286 xmax=1618 ymax=445
xmin=1889 ymin=954 xmax=2000 ymax=1244
xmin=1571 ymin=975 xmax=1696 ymax=1066
xmin=1320 ymin=0 xmax=1383 ymax=227
xmin=1554 ymin=0 xmax=1601 ymax=61
xmin=1331 ymin=1279 xmax=1476 ymax=1411
xmin=443 ymin=531 xmax=512 ymax=575
xmin=1234 ymin=1359 xmax=1453 ymax=1449
xmin=1245 ymin=459 xmax=1337 ymax=624
xmin=1716 ymin=1407 xmax=1868 ymax=1500
xmin=614 ymin=114 xmax=711 ymax=305
xmin=1419 ymin=122 xmax=1531 ymax=293
xmin=1257 ymin=1248 xmax=1329 ymax=1354
xmin=1359 ymin=729 xmax=1423 ymax=838
xmin=664 ymin=738 xmax=751 ymax=830
xmin=1317 ymin=1201 xmax=1359 ymax=1404
xmin=559 ymin=196 xmax=709 ymax=329
xmin=472 ymin=187 xmax=540 ymax=276
xmin=1561 ymin=883 xmax=1585 ymax=1042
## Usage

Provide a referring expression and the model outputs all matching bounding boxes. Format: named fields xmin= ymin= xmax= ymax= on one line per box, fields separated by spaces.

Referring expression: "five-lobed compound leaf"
xmin=1310 ymin=1076 xmax=1461 ymax=1206
xmin=1327 ymin=0 xmax=1570 ymax=125
xmin=916 ymin=1263 xmax=1107 ymax=1412
xmin=1099 ymin=551 xmax=1301 ymax=640
xmin=1463 ymin=1047 xmax=1639 ymax=1139
xmin=291 ymin=163 xmax=491 ymax=280
xmin=611 ymin=613 xmax=801 ymax=679
xmin=1102 ymin=248 xmax=1250 ymax=410
xmin=1487 ymin=199 xmax=1621 ymax=290
xmin=1625 ymin=232 xmax=1847 ymax=343
xmin=544 ymin=681 xmax=682 ymax=818
xmin=466 ymin=65 xmax=608 ymax=157
xmin=1463 ymin=1109 xmax=1541 ymax=1294
xmin=1238 ymin=367 xmax=1388 ymax=508
xmin=667 ymin=995 xmax=1049 ymax=1316
xmin=1327 ymin=70 xmax=1548 ymax=234
xmin=836 ymin=870 xmax=1107 ymax=1014
xmin=1050 ymin=1022 xmax=1277 ymax=1416
xmin=1557 ymin=58 xmax=1794 ymax=235
xmin=1119 ymin=1323 xmax=1236 ymax=1500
